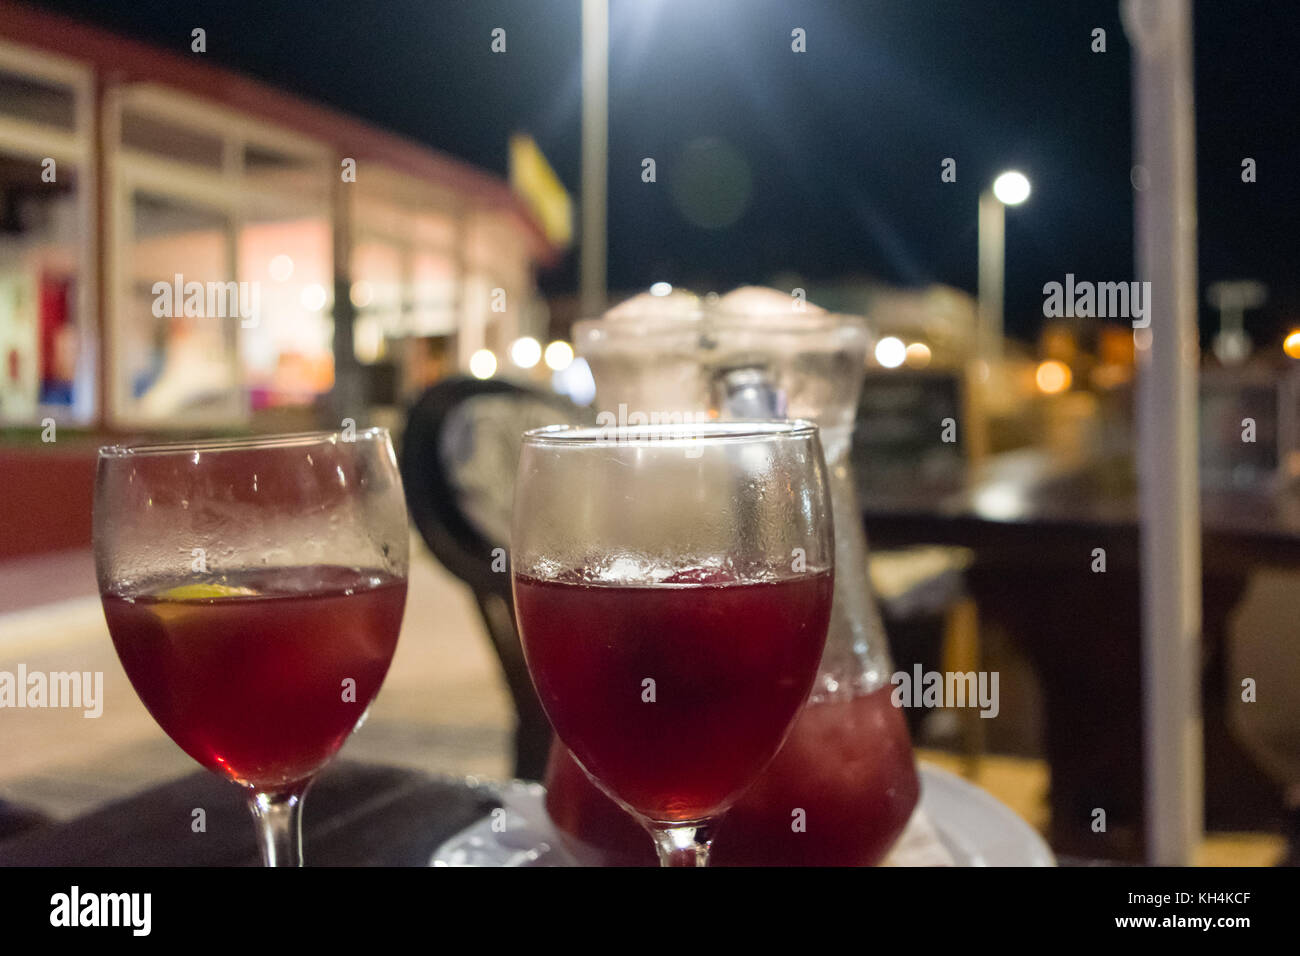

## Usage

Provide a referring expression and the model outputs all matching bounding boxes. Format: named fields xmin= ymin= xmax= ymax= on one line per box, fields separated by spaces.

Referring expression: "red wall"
xmin=0 ymin=445 xmax=96 ymax=560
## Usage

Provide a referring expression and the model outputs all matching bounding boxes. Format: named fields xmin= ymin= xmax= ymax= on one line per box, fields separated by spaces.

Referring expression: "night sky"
xmin=21 ymin=0 xmax=1300 ymax=344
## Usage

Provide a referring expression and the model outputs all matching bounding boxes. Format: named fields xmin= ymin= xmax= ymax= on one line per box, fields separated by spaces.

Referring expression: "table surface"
xmin=0 ymin=762 xmax=498 ymax=866
xmin=861 ymin=449 xmax=1300 ymax=567
xmin=0 ymin=760 xmax=1093 ymax=867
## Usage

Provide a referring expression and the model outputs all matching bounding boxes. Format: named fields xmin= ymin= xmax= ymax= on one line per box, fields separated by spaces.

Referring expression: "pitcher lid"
xmin=575 ymin=286 xmax=869 ymax=350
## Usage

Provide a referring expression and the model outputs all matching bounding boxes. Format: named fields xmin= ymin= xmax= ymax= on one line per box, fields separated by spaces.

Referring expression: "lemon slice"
xmin=158 ymin=583 xmax=258 ymax=601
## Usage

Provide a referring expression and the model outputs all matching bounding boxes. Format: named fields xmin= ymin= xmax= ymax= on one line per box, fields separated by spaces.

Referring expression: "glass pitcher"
xmin=540 ymin=287 xmax=920 ymax=866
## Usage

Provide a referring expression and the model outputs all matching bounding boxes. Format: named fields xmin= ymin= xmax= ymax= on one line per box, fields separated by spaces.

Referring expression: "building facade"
xmin=0 ymin=2 xmax=557 ymax=434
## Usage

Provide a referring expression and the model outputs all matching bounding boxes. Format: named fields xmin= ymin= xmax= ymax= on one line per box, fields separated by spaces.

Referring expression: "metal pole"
xmin=330 ymin=154 xmax=362 ymax=425
xmin=580 ymin=0 xmax=609 ymax=318
xmin=1123 ymin=0 xmax=1202 ymax=865
xmin=977 ymin=190 xmax=1005 ymax=373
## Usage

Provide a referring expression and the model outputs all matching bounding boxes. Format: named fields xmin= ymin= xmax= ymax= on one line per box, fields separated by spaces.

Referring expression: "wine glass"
xmin=512 ymin=420 xmax=835 ymax=866
xmin=94 ymin=429 xmax=409 ymax=866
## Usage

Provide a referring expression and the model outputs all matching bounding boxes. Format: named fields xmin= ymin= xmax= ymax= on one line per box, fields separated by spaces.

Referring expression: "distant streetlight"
xmin=1035 ymin=359 xmax=1072 ymax=394
xmin=1207 ymin=279 xmax=1267 ymax=365
xmin=978 ymin=170 xmax=1032 ymax=375
xmin=511 ymin=336 xmax=542 ymax=369
xmin=904 ymin=342 xmax=932 ymax=368
xmin=992 ymin=171 xmax=1031 ymax=206
xmin=545 ymin=340 xmax=575 ymax=371
xmin=469 ymin=349 xmax=497 ymax=379
xmin=874 ymin=336 xmax=906 ymax=368
xmin=1283 ymin=329 xmax=1300 ymax=360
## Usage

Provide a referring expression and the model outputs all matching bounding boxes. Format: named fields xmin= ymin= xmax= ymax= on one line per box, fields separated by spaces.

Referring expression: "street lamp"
xmin=978 ymin=170 xmax=1031 ymax=376
xmin=580 ymin=0 xmax=609 ymax=318
xmin=1207 ymin=279 xmax=1267 ymax=365
xmin=992 ymin=171 xmax=1031 ymax=206
xmin=511 ymin=336 xmax=542 ymax=369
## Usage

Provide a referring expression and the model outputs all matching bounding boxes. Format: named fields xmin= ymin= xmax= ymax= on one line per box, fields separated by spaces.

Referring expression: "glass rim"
xmin=520 ymin=419 xmax=820 ymax=446
xmin=97 ymin=427 xmax=390 ymax=459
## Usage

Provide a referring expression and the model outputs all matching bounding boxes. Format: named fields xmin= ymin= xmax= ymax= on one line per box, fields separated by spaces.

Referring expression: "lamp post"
xmin=977 ymin=171 xmax=1031 ymax=380
xmin=580 ymin=0 xmax=609 ymax=319
xmin=1207 ymin=279 xmax=1267 ymax=365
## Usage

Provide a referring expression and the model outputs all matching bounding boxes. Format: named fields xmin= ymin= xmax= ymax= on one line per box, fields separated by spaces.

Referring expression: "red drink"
xmin=713 ymin=685 xmax=919 ymax=865
xmin=545 ymin=686 xmax=919 ymax=866
xmin=543 ymin=737 xmax=655 ymax=866
xmin=102 ymin=566 xmax=406 ymax=791
xmin=515 ymin=570 xmax=833 ymax=824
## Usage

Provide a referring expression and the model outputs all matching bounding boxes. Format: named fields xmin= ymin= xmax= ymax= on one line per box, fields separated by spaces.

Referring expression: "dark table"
xmin=2 ymin=761 xmax=1097 ymax=867
xmin=861 ymin=449 xmax=1300 ymax=860
xmin=0 ymin=762 xmax=495 ymax=866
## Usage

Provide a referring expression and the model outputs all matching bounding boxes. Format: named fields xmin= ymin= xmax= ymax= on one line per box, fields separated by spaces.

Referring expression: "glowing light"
xmin=511 ymin=336 xmax=542 ymax=369
xmin=1283 ymin=330 xmax=1300 ymax=360
xmin=974 ymin=483 xmax=1027 ymax=521
xmin=469 ymin=349 xmax=497 ymax=379
xmin=1036 ymin=359 xmax=1072 ymax=394
xmin=350 ymin=280 xmax=374 ymax=308
xmin=544 ymin=340 xmax=574 ymax=371
xmin=649 ymin=282 xmax=673 ymax=297
xmin=354 ymin=316 xmax=383 ymax=363
xmin=992 ymin=171 xmax=1031 ymax=206
xmin=905 ymin=343 xmax=932 ymax=368
xmin=1213 ymin=329 xmax=1251 ymax=364
xmin=269 ymin=254 xmax=294 ymax=282
xmin=874 ymin=336 xmax=906 ymax=368
xmin=300 ymin=284 xmax=328 ymax=312
xmin=553 ymin=357 xmax=596 ymax=405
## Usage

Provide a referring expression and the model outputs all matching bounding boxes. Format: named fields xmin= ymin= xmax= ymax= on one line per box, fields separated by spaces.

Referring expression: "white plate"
xmin=914 ymin=763 xmax=1055 ymax=866
xmin=432 ymin=762 xmax=1055 ymax=867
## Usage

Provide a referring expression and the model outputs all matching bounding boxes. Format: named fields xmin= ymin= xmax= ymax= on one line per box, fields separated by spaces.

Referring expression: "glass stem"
xmin=647 ymin=822 xmax=715 ymax=867
xmin=247 ymin=781 xmax=311 ymax=867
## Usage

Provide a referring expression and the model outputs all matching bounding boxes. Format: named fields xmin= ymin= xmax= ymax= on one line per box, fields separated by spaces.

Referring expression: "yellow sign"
xmin=509 ymin=134 xmax=573 ymax=248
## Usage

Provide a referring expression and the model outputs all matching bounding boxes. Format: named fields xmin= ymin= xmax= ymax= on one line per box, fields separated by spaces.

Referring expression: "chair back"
xmin=401 ymin=376 xmax=590 ymax=779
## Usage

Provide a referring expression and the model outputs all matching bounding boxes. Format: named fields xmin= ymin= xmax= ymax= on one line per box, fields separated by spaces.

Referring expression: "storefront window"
xmin=238 ymin=213 xmax=333 ymax=409
xmin=118 ymin=191 xmax=239 ymax=423
xmin=352 ymin=239 xmax=403 ymax=364
xmin=108 ymin=86 xmax=332 ymax=427
xmin=0 ymin=51 xmax=94 ymax=425
xmin=410 ymin=251 xmax=457 ymax=337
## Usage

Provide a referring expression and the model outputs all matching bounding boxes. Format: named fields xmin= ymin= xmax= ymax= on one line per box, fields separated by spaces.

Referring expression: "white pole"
xmin=580 ymin=0 xmax=609 ymax=318
xmin=1123 ymin=0 xmax=1202 ymax=865
xmin=977 ymin=189 xmax=1005 ymax=372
